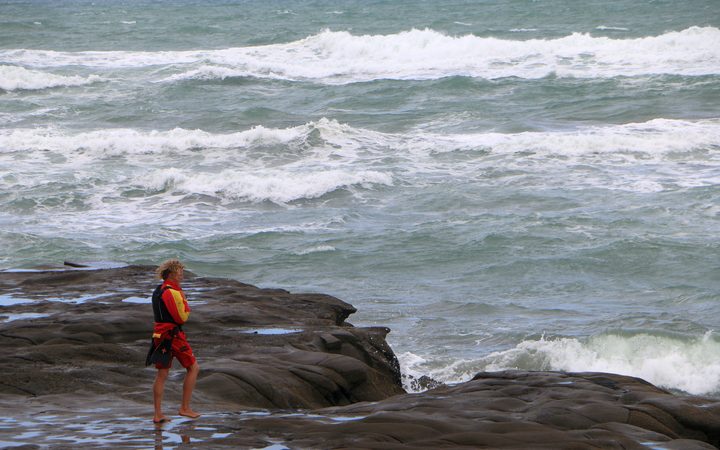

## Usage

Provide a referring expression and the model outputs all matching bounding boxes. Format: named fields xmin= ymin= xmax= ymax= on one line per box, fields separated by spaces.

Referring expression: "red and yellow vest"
xmin=152 ymin=279 xmax=191 ymax=337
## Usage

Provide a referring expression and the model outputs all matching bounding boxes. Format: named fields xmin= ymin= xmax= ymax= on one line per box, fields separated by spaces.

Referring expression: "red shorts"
xmin=154 ymin=330 xmax=196 ymax=369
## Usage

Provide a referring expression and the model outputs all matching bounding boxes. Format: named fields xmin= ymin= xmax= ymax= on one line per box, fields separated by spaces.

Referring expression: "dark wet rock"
xmin=2 ymin=265 xmax=720 ymax=449
xmin=213 ymin=371 xmax=720 ymax=449
xmin=0 ymin=265 xmax=403 ymax=408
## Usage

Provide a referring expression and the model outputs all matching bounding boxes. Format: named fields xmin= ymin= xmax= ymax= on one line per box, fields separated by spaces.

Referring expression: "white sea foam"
xmin=295 ymin=245 xmax=336 ymax=255
xmin=0 ymin=124 xmax=307 ymax=155
xmin=398 ymin=351 xmax=483 ymax=392
xmin=139 ymin=167 xmax=393 ymax=204
xmin=420 ymin=118 xmax=720 ymax=153
xmin=0 ymin=48 xmax=203 ymax=68
xmin=400 ymin=332 xmax=720 ymax=395
xmin=2 ymin=118 xmax=719 ymax=199
xmin=2 ymin=117 xmax=718 ymax=159
xmin=2 ymin=27 xmax=718 ymax=82
xmin=0 ymin=65 xmax=103 ymax=91
xmin=398 ymin=352 xmax=431 ymax=392
xmin=596 ymin=26 xmax=630 ymax=31
xmin=158 ymin=65 xmax=260 ymax=83
xmin=479 ymin=332 xmax=720 ymax=395
xmin=296 ymin=245 xmax=336 ymax=256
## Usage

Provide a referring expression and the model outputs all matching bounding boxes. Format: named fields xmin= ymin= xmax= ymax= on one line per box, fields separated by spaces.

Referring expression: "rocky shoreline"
xmin=1 ymin=265 xmax=719 ymax=449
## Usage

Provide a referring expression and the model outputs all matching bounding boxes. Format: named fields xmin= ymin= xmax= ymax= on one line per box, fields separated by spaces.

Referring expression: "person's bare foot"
xmin=153 ymin=415 xmax=170 ymax=424
xmin=178 ymin=409 xmax=201 ymax=419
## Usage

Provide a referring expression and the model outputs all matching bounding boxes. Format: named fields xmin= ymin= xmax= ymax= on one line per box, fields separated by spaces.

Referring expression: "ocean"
xmin=1 ymin=0 xmax=720 ymax=396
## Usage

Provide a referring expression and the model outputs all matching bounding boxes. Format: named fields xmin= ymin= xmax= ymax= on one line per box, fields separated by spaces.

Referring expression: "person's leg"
xmin=153 ymin=368 xmax=170 ymax=423
xmin=178 ymin=362 xmax=200 ymax=418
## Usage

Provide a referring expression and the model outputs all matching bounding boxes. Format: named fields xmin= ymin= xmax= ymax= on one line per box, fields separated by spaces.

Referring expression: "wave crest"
xmin=2 ymin=27 xmax=718 ymax=83
xmin=2 ymin=118 xmax=718 ymax=195
xmin=3 ymin=117 xmax=718 ymax=157
xmin=0 ymin=65 xmax=103 ymax=91
xmin=400 ymin=332 xmax=720 ymax=395
xmin=479 ymin=332 xmax=720 ymax=395
xmin=0 ymin=124 xmax=309 ymax=155
xmin=139 ymin=167 xmax=393 ymax=204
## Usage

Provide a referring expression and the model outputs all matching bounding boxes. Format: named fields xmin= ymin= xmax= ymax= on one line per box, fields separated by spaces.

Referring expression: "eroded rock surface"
xmin=2 ymin=265 xmax=720 ymax=449
xmin=0 ymin=265 xmax=404 ymax=409
xmin=247 ymin=371 xmax=719 ymax=449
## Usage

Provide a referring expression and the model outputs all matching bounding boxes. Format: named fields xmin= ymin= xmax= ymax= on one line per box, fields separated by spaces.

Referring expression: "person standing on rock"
xmin=149 ymin=259 xmax=201 ymax=423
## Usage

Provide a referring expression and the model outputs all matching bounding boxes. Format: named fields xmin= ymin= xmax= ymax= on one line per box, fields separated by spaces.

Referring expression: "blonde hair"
xmin=156 ymin=259 xmax=185 ymax=280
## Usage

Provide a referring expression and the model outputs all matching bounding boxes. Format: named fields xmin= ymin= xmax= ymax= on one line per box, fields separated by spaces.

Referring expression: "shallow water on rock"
xmin=0 ymin=295 xmax=32 ymax=307
xmin=0 ymin=408 xmax=366 ymax=449
xmin=0 ymin=312 xmax=49 ymax=322
xmin=122 ymin=296 xmax=151 ymax=304
xmin=242 ymin=328 xmax=303 ymax=335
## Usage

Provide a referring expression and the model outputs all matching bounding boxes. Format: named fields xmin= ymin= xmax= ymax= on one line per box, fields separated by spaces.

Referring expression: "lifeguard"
xmin=148 ymin=259 xmax=201 ymax=424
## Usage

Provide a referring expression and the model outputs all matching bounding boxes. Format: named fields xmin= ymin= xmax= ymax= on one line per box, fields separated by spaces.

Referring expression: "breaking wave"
xmin=139 ymin=167 xmax=393 ymax=204
xmin=481 ymin=332 xmax=720 ymax=396
xmin=0 ymin=124 xmax=308 ymax=155
xmin=400 ymin=332 xmax=720 ymax=396
xmin=0 ymin=65 xmax=103 ymax=91
xmin=2 ymin=26 xmax=718 ymax=83
xmin=2 ymin=117 xmax=718 ymax=199
xmin=2 ymin=117 xmax=718 ymax=159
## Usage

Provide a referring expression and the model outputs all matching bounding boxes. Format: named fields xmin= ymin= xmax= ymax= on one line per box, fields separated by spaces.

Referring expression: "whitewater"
xmin=2 ymin=27 xmax=719 ymax=84
xmin=1 ymin=0 xmax=719 ymax=397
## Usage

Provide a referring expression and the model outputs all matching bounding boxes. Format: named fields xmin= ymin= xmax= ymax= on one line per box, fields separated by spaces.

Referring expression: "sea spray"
xmin=399 ymin=332 xmax=720 ymax=396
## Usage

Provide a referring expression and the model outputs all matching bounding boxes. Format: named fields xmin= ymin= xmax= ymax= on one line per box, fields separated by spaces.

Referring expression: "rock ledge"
xmin=2 ymin=265 xmax=720 ymax=449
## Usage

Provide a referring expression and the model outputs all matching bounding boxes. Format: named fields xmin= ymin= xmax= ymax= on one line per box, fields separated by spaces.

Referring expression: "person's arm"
xmin=162 ymin=288 xmax=190 ymax=324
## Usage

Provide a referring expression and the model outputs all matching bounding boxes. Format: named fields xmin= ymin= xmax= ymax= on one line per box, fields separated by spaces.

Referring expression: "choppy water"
xmin=2 ymin=0 xmax=720 ymax=396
